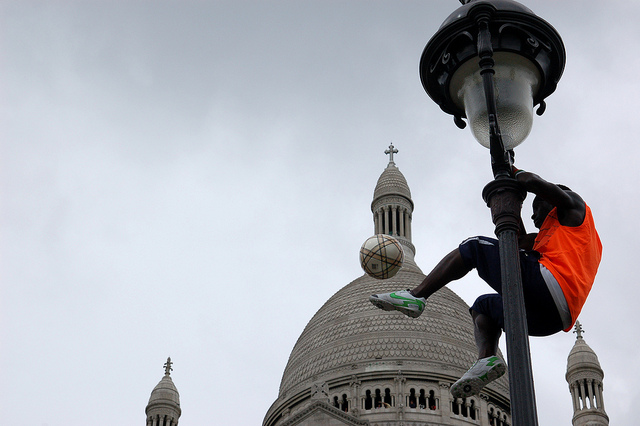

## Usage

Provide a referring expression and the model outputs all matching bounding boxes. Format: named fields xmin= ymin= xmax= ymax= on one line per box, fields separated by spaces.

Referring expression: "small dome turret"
xmin=567 ymin=325 xmax=602 ymax=375
xmin=371 ymin=145 xmax=417 ymax=265
xmin=145 ymin=357 xmax=181 ymax=426
xmin=371 ymin=144 xmax=413 ymax=212
xmin=565 ymin=322 xmax=609 ymax=426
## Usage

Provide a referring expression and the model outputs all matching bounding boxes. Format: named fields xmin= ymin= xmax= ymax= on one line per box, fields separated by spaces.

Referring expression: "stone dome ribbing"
xmin=146 ymin=373 xmax=181 ymax=424
xmin=372 ymin=163 xmax=413 ymax=209
xmin=148 ymin=375 xmax=180 ymax=406
xmin=567 ymin=336 xmax=602 ymax=374
xmin=277 ymin=267 xmax=509 ymax=399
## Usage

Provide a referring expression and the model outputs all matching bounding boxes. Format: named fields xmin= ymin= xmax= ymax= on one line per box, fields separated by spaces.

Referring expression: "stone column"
xmin=350 ymin=376 xmax=361 ymax=418
xmin=439 ymin=382 xmax=452 ymax=420
xmin=570 ymin=383 xmax=580 ymax=412
xmin=479 ymin=394 xmax=490 ymax=426
xmin=579 ymin=380 xmax=587 ymax=409
xmin=373 ymin=211 xmax=379 ymax=234
xmin=394 ymin=373 xmax=406 ymax=421
xmin=384 ymin=207 xmax=390 ymax=234
xmin=391 ymin=206 xmax=398 ymax=235
xmin=597 ymin=382 xmax=605 ymax=411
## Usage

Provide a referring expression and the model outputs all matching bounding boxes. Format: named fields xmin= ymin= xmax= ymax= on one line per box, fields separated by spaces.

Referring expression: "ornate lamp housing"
xmin=419 ymin=0 xmax=565 ymax=150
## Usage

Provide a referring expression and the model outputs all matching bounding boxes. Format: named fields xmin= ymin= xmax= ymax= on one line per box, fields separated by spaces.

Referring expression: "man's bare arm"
xmin=514 ymin=169 xmax=586 ymax=227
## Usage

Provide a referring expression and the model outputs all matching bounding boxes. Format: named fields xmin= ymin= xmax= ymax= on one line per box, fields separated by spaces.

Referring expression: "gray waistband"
xmin=539 ymin=264 xmax=572 ymax=330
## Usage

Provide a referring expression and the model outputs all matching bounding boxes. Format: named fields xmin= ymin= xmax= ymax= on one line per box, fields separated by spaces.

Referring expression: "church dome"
xmin=372 ymin=163 xmax=412 ymax=203
xmin=567 ymin=337 xmax=602 ymax=372
xmin=278 ymin=269 xmax=508 ymax=398
xmin=565 ymin=323 xmax=609 ymax=425
xmin=566 ymin=324 xmax=603 ymax=378
xmin=148 ymin=375 xmax=181 ymax=407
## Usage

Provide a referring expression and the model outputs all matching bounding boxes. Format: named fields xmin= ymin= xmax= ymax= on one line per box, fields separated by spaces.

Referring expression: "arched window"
xmin=428 ymin=390 xmax=437 ymax=410
xmin=408 ymin=388 xmax=417 ymax=408
xmin=340 ymin=394 xmax=349 ymax=412
xmin=384 ymin=388 xmax=393 ymax=407
xmin=365 ymin=387 xmax=394 ymax=410
xmin=407 ymin=387 xmax=437 ymax=410
xmin=364 ymin=390 xmax=373 ymax=410
xmin=374 ymin=389 xmax=383 ymax=408
xmin=419 ymin=389 xmax=427 ymax=409
xmin=453 ymin=397 xmax=475 ymax=418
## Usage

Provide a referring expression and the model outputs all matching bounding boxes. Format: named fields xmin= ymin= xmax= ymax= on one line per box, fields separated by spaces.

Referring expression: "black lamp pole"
xmin=476 ymin=10 xmax=538 ymax=425
xmin=419 ymin=1 xmax=565 ymax=424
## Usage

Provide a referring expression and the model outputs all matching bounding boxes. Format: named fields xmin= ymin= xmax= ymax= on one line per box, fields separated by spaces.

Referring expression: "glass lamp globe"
xmin=449 ymin=52 xmax=541 ymax=150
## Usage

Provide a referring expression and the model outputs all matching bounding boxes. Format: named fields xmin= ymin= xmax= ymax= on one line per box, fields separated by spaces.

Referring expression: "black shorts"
xmin=458 ymin=236 xmax=564 ymax=337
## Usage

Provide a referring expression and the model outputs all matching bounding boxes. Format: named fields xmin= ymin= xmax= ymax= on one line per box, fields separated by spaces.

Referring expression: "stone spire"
xmin=566 ymin=322 xmax=609 ymax=426
xmin=146 ymin=357 xmax=181 ymax=426
xmin=371 ymin=144 xmax=417 ymax=268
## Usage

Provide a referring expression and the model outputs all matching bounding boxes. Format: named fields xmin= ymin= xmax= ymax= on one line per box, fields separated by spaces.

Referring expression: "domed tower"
xmin=146 ymin=357 xmax=181 ymax=426
xmin=566 ymin=322 xmax=609 ymax=426
xmin=263 ymin=146 xmax=511 ymax=425
xmin=371 ymin=144 xmax=416 ymax=264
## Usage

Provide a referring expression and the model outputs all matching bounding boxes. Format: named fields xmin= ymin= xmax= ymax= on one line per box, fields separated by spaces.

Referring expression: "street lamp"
xmin=419 ymin=1 xmax=565 ymax=425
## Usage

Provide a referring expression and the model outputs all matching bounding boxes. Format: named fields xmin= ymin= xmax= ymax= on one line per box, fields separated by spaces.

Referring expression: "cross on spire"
xmin=164 ymin=357 xmax=173 ymax=376
xmin=573 ymin=321 xmax=584 ymax=339
xmin=385 ymin=144 xmax=398 ymax=165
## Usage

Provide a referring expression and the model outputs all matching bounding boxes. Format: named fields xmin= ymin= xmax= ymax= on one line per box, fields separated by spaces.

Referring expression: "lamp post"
xmin=419 ymin=1 xmax=565 ymax=425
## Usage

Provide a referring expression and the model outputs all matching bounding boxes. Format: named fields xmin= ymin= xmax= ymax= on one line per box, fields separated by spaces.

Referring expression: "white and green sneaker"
xmin=451 ymin=356 xmax=506 ymax=398
xmin=369 ymin=290 xmax=426 ymax=318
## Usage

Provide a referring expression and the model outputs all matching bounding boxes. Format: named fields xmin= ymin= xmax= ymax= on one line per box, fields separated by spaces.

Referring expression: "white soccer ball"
xmin=359 ymin=234 xmax=404 ymax=279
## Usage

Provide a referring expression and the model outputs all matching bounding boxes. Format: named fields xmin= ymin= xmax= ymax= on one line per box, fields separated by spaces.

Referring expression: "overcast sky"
xmin=1 ymin=1 xmax=639 ymax=425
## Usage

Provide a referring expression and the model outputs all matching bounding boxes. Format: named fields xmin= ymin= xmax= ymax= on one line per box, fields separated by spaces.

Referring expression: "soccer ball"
xmin=359 ymin=234 xmax=404 ymax=279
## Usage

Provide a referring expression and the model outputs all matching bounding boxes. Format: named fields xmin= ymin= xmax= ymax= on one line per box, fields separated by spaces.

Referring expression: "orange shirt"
xmin=533 ymin=204 xmax=602 ymax=331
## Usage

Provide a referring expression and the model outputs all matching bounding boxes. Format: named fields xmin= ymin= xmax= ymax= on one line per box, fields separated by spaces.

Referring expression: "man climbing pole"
xmin=369 ymin=168 xmax=602 ymax=398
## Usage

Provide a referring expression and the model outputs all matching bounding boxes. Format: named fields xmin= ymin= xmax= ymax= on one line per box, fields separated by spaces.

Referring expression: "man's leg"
xmin=410 ymin=248 xmax=472 ymax=299
xmin=471 ymin=310 xmax=501 ymax=358
xmin=369 ymin=247 xmax=472 ymax=318
xmin=369 ymin=238 xmax=496 ymax=318
xmin=451 ymin=307 xmax=506 ymax=399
